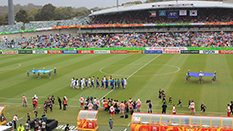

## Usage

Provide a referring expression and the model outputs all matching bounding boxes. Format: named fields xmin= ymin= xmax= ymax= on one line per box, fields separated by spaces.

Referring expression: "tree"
xmin=40 ymin=3 xmax=56 ymax=21
xmin=15 ymin=9 xmax=29 ymax=23
xmin=0 ymin=14 xmax=4 ymax=22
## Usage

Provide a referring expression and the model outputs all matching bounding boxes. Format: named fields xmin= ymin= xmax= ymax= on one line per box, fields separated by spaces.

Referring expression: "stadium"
xmin=0 ymin=0 xmax=233 ymax=131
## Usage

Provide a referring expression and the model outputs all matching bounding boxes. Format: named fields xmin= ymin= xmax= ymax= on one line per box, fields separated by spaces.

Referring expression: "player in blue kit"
xmin=96 ymin=77 xmax=100 ymax=89
xmin=105 ymin=79 xmax=109 ymax=90
xmin=114 ymin=79 xmax=117 ymax=89
xmin=27 ymin=70 xmax=30 ymax=79
xmin=101 ymin=78 xmax=104 ymax=89
xmin=118 ymin=79 xmax=121 ymax=89
xmin=85 ymin=78 xmax=88 ymax=88
xmin=121 ymin=78 xmax=125 ymax=89
xmin=110 ymin=78 xmax=113 ymax=89
xmin=91 ymin=76 xmax=95 ymax=88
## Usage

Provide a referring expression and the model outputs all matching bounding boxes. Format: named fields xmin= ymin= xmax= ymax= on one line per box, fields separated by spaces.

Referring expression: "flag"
xmin=167 ymin=11 xmax=178 ymax=18
xmin=179 ymin=10 xmax=187 ymax=16
xmin=159 ymin=10 xmax=166 ymax=16
xmin=190 ymin=10 xmax=197 ymax=16
xmin=149 ymin=11 xmax=156 ymax=17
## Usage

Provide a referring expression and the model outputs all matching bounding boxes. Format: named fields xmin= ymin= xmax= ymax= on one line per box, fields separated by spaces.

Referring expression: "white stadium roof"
xmin=90 ymin=1 xmax=233 ymax=16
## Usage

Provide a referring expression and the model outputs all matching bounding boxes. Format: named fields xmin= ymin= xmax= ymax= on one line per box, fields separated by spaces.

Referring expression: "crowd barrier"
xmin=1 ymin=47 xmax=233 ymax=55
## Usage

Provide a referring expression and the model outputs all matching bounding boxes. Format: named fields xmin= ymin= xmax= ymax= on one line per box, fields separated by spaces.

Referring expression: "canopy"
xmin=189 ymin=72 xmax=215 ymax=77
xmin=0 ymin=126 xmax=12 ymax=131
xmin=30 ymin=69 xmax=53 ymax=73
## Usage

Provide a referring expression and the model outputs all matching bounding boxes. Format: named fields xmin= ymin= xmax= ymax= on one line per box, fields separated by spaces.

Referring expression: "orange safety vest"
xmin=63 ymin=99 xmax=67 ymax=105
xmin=104 ymin=101 xmax=108 ymax=108
xmin=120 ymin=103 xmax=125 ymax=109
xmin=129 ymin=103 xmax=133 ymax=108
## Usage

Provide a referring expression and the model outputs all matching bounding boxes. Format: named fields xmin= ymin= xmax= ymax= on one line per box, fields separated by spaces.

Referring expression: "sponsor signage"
xmin=181 ymin=50 xmax=199 ymax=54
xmin=47 ymin=50 xmax=62 ymax=54
xmin=127 ymin=50 xmax=142 ymax=54
xmin=18 ymin=50 xmax=32 ymax=54
xmin=131 ymin=125 xmax=232 ymax=131
xmin=200 ymin=50 xmax=218 ymax=54
xmin=163 ymin=50 xmax=180 ymax=54
xmin=33 ymin=51 xmax=48 ymax=54
xmin=110 ymin=50 xmax=127 ymax=54
xmin=167 ymin=11 xmax=178 ymax=18
xmin=144 ymin=50 xmax=162 ymax=54
xmin=94 ymin=50 xmax=110 ymax=54
xmin=146 ymin=47 xmax=187 ymax=51
xmin=2 ymin=51 xmax=18 ymax=54
xmin=219 ymin=50 xmax=233 ymax=54
xmin=62 ymin=50 xmax=78 ymax=54
xmin=78 ymin=50 xmax=94 ymax=54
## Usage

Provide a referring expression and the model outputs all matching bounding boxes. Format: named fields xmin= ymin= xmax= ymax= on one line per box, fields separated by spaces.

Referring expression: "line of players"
xmin=71 ymin=76 xmax=127 ymax=90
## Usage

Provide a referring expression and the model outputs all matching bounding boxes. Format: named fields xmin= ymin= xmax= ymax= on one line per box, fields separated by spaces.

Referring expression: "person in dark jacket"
xmin=109 ymin=118 xmax=113 ymax=131
xmin=57 ymin=97 xmax=62 ymax=109
xmin=64 ymin=124 xmax=70 ymax=131
xmin=162 ymin=102 xmax=167 ymax=114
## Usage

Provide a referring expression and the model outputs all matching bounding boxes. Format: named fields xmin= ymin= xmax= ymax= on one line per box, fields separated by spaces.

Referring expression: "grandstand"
xmin=1 ymin=1 xmax=233 ymax=48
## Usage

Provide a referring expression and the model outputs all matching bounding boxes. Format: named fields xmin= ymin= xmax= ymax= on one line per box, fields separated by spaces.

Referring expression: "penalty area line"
xmin=99 ymin=54 xmax=161 ymax=101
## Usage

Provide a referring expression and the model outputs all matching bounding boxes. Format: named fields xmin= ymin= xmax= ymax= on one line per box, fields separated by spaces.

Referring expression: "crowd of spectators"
xmin=91 ymin=8 xmax=233 ymax=25
xmin=1 ymin=31 xmax=232 ymax=49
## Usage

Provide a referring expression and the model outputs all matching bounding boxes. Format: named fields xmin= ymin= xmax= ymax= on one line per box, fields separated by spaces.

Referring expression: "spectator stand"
xmin=0 ymin=106 xmax=6 ymax=125
xmin=131 ymin=113 xmax=233 ymax=131
xmin=77 ymin=110 xmax=99 ymax=131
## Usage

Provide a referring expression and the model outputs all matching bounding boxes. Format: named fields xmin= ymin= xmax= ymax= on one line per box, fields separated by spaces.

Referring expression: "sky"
xmin=2 ymin=0 xmax=147 ymax=9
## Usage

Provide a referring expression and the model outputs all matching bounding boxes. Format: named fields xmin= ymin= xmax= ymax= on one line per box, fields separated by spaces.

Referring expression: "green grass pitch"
xmin=0 ymin=54 xmax=233 ymax=130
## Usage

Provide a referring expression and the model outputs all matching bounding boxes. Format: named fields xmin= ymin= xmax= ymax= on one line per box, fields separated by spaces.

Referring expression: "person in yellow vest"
xmin=172 ymin=105 xmax=176 ymax=114
xmin=17 ymin=124 xmax=24 ymax=131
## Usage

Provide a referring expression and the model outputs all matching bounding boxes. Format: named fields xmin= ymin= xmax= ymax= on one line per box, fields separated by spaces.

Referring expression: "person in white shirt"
xmin=110 ymin=105 xmax=115 ymax=119
xmin=79 ymin=96 xmax=84 ymax=108
xmin=172 ymin=105 xmax=176 ymax=114
xmin=88 ymin=77 xmax=91 ymax=87
xmin=81 ymin=78 xmax=85 ymax=90
xmin=13 ymin=114 xmax=18 ymax=129
xmin=124 ymin=78 xmax=127 ymax=88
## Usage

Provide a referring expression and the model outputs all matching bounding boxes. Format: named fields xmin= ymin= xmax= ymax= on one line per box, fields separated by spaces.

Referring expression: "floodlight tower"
xmin=8 ymin=0 xmax=15 ymax=25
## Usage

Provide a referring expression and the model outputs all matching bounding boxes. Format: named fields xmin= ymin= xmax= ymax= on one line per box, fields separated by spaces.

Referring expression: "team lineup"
xmin=70 ymin=76 xmax=127 ymax=90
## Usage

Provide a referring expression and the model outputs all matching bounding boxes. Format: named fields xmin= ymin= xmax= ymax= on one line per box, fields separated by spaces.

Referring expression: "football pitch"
xmin=0 ymin=54 xmax=233 ymax=130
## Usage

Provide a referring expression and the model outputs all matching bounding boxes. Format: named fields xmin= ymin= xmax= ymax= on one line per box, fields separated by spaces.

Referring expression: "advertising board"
xmin=144 ymin=50 xmax=162 ymax=54
xmin=33 ymin=51 xmax=48 ymax=54
xmin=127 ymin=50 xmax=142 ymax=54
xmin=62 ymin=50 xmax=78 ymax=54
xmin=18 ymin=51 xmax=32 ymax=54
xmin=78 ymin=50 xmax=94 ymax=54
xmin=181 ymin=50 xmax=199 ymax=54
xmin=94 ymin=50 xmax=110 ymax=54
xmin=110 ymin=50 xmax=127 ymax=54
xmin=47 ymin=51 xmax=62 ymax=54
xmin=2 ymin=51 xmax=18 ymax=54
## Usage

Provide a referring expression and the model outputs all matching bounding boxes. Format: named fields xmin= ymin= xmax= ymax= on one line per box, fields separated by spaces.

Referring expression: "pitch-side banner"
xmin=200 ymin=50 xmax=218 ymax=54
xmin=2 ymin=51 xmax=18 ymax=54
xmin=145 ymin=47 xmax=188 ymax=52
xmin=94 ymin=50 xmax=110 ymax=54
xmin=33 ymin=51 xmax=48 ymax=54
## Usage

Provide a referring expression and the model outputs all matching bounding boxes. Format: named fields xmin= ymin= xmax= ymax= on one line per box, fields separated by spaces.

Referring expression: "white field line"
xmin=99 ymin=55 xmax=161 ymax=101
